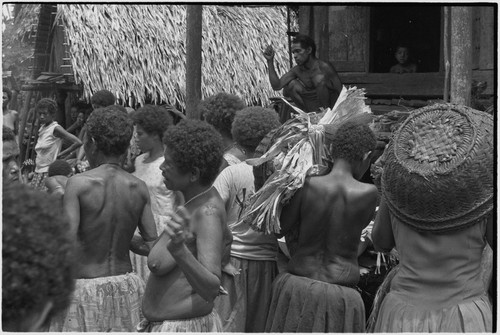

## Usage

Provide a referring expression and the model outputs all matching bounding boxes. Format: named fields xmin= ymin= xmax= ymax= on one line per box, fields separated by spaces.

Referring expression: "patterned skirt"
xmin=30 ymin=171 xmax=48 ymax=191
xmin=48 ymin=273 xmax=145 ymax=332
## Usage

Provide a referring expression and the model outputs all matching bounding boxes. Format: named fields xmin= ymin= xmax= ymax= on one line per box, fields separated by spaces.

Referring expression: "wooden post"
xmin=18 ymin=90 xmax=33 ymax=162
xmin=443 ymin=7 xmax=451 ymax=102
xmin=65 ymin=93 xmax=72 ymax=128
xmin=450 ymin=7 xmax=473 ymax=106
xmin=314 ymin=6 xmax=330 ymax=61
xmin=298 ymin=6 xmax=312 ymax=36
xmin=185 ymin=5 xmax=203 ymax=119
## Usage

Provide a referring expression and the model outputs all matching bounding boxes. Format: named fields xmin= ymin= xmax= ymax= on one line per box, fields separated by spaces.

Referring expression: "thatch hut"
xmin=13 ymin=4 xmax=291 ymax=163
xmin=56 ymin=4 xmax=290 ymax=108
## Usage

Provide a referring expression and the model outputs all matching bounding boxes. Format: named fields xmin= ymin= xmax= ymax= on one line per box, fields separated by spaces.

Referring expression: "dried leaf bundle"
xmin=241 ymin=86 xmax=373 ymax=234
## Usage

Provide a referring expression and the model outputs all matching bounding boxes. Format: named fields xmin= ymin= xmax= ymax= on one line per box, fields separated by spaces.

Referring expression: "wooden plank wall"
xmin=339 ymin=70 xmax=494 ymax=97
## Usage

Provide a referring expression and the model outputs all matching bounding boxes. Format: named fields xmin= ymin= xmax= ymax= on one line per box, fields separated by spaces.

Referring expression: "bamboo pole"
xmin=450 ymin=7 xmax=473 ymax=106
xmin=186 ymin=5 xmax=203 ymax=119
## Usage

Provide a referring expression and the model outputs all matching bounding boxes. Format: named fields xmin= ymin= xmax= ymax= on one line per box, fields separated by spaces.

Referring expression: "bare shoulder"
xmin=199 ymin=200 xmax=225 ymax=218
xmin=317 ymin=59 xmax=337 ymax=73
xmin=355 ymin=182 xmax=378 ymax=206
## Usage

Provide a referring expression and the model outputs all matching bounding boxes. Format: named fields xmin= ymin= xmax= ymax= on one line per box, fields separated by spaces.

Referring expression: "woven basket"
xmin=381 ymin=103 xmax=494 ymax=233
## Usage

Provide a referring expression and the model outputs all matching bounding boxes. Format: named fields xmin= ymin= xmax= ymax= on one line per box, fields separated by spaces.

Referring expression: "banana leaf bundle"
xmin=242 ymin=86 xmax=373 ymax=234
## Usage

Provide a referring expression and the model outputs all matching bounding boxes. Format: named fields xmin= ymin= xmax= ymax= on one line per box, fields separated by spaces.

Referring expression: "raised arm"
xmin=263 ymin=45 xmax=297 ymax=91
xmin=54 ymin=125 xmax=82 ymax=159
xmin=165 ymin=205 xmax=223 ymax=302
xmin=371 ymin=197 xmax=395 ymax=252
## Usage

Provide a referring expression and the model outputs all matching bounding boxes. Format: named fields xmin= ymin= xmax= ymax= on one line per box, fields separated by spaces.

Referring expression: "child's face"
xmin=395 ymin=47 xmax=409 ymax=65
xmin=38 ymin=108 xmax=54 ymax=125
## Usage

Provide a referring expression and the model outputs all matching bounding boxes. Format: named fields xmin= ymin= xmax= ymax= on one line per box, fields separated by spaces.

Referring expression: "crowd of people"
xmin=2 ymin=33 xmax=494 ymax=333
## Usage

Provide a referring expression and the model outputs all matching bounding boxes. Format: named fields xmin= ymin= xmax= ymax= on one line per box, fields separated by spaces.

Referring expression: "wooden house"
xmin=297 ymin=5 xmax=495 ymax=114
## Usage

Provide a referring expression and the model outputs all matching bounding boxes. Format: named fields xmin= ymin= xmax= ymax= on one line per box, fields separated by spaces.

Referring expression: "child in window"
xmin=390 ymin=45 xmax=417 ymax=74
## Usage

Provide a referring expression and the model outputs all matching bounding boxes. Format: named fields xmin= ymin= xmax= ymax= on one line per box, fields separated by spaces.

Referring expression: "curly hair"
xmin=3 ymin=126 xmax=15 ymax=142
xmin=3 ymin=86 xmax=12 ymax=101
xmin=86 ymin=106 xmax=133 ymax=156
xmin=197 ymin=92 xmax=246 ymax=139
xmin=48 ymin=159 xmax=73 ymax=177
xmin=327 ymin=120 xmax=376 ymax=163
xmin=232 ymin=107 xmax=281 ymax=151
xmin=2 ymin=183 xmax=75 ymax=330
xmin=131 ymin=105 xmax=173 ymax=139
xmin=35 ymin=98 xmax=58 ymax=115
xmin=163 ymin=119 xmax=223 ymax=186
xmin=90 ymin=90 xmax=116 ymax=108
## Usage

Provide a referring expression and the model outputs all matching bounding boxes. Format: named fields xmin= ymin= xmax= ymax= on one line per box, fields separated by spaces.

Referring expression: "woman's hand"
xmin=164 ymin=206 xmax=193 ymax=252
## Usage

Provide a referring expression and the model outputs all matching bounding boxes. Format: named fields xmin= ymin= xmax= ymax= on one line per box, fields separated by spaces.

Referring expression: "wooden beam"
xmin=338 ymin=70 xmax=493 ymax=98
xmin=185 ymin=5 xmax=203 ymax=119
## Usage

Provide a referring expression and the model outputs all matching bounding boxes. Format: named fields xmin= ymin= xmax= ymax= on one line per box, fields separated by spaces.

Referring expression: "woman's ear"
xmin=190 ymin=167 xmax=201 ymax=183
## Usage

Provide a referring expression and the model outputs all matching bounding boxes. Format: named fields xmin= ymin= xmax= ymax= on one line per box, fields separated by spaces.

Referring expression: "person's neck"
xmin=182 ymin=184 xmax=213 ymax=204
xmin=91 ymin=155 xmax=121 ymax=169
xmin=147 ymin=142 xmax=164 ymax=161
xmin=301 ymin=56 xmax=316 ymax=70
xmin=328 ymin=159 xmax=355 ymax=178
xmin=222 ymin=136 xmax=234 ymax=151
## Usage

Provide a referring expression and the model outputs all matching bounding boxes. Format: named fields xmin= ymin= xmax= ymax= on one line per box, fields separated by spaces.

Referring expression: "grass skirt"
xmin=48 ymin=273 xmax=145 ymax=332
xmin=214 ymin=257 xmax=278 ymax=332
xmin=136 ymin=310 xmax=223 ymax=332
xmin=265 ymin=272 xmax=365 ymax=332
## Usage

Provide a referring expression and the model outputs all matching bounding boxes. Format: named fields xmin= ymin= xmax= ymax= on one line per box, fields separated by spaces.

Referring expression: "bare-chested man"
xmin=3 ymin=87 xmax=19 ymax=137
xmin=265 ymin=120 xmax=378 ymax=332
xmin=48 ymin=106 xmax=158 ymax=332
xmin=263 ymin=34 xmax=342 ymax=113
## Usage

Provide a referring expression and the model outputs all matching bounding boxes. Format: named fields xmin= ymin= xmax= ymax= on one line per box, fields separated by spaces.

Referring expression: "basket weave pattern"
xmin=382 ymin=104 xmax=493 ymax=233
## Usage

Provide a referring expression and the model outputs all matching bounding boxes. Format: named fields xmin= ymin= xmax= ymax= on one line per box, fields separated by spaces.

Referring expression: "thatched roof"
xmin=57 ymin=4 xmax=290 ymax=107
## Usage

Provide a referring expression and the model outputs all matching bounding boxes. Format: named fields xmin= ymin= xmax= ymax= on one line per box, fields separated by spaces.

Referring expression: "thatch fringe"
xmin=57 ymin=5 xmax=290 ymax=108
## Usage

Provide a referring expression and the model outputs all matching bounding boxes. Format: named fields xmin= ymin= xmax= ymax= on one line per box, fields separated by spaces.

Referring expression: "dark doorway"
xmin=370 ymin=6 xmax=442 ymax=73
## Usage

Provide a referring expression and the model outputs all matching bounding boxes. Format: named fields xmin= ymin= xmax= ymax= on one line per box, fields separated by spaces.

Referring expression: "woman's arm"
xmin=165 ymin=205 xmax=222 ymax=302
xmin=54 ymin=125 xmax=82 ymax=159
xmin=371 ymin=197 xmax=395 ymax=252
xmin=136 ymin=184 xmax=159 ymax=251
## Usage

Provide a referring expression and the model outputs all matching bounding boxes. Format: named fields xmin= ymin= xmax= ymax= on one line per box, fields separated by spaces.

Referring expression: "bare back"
xmin=64 ymin=164 xmax=157 ymax=278
xmin=283 ymin=172 xmax=377 ymax=286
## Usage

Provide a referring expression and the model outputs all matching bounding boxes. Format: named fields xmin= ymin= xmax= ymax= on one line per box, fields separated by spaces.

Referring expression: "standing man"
xmin=265 ymin=120 xmax=377 ymax=332
xmin=48 ymin=106 xmax=158 ymax=332
xmin=2 ymin=126 xmax=21 ymax=184
xmin=263 ymin=34 xmax=342 ymax=113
